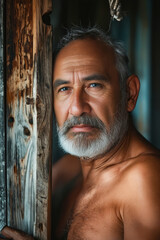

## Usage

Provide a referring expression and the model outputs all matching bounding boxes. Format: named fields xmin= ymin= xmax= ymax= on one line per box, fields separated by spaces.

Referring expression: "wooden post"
xmin=33 ymin=0 xmax=52 ymax=239
xmin=6 ymin=0 xmax=52 ymax=239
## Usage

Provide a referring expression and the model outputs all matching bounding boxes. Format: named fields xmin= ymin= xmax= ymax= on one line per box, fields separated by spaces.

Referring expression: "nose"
xmin=69 ymin=89 xmax=91 ymax=117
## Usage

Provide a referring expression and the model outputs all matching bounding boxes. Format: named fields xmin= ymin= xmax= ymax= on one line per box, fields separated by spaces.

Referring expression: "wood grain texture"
xmin=6 ymin=0 xmax=52 ymax=239
xmin=42 ymin=0 xmax=52 ymax=16
xmin=6 ymin=0 xmax=36 ymax=234
xmin=33 ymin=0 xmax=52 ymax=239
xmin=0 ymin=0 xmax=7 ymax=231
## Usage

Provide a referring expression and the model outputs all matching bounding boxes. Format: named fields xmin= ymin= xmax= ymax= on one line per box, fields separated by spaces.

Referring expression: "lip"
xmin=71 ymin=124 xmax=95 ymax=133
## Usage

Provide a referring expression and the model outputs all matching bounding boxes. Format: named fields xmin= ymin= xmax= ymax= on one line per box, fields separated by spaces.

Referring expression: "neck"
xmin=79 ymin=124 xmax=133 ymax=181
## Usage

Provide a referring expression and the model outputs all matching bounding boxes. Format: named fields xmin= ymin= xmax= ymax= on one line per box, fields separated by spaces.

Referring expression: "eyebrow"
xmin=83 ymin=74 xmax=109 ymax=82
xmin=53 ymin=80 xmax=70 ymax=89
xmin=53 ymin=74 xmax=109 ymax=89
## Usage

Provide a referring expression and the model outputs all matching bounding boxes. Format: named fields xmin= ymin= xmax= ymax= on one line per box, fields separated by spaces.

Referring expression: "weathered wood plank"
xmin=6 ymin=0 xmax=36 ymax=234
xmin=42 ymin=0 xmax=52 ymax=16
xmin=6 ymin=0 xmax=52 ymax=239
xmin=0 ymin=0 xmax=7 ymax=231
xmin=33 ymin=0 xmax=52 ymax=239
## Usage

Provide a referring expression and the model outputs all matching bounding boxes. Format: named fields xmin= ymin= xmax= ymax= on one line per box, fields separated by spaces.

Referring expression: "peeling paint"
xmin=6 ymin=0 xmax=36 ymax=234
xmin=6 ymin=0 xmax=52 ymax=239
xmin=6 ymin=0 xmax=33 ymax=106
xmin=7 ymin=85 xmax=37 ymax=233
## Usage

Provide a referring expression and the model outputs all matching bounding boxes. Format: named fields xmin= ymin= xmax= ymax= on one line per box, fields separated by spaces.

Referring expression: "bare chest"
xmin=67 ymin=185 xmax=123 ymax=240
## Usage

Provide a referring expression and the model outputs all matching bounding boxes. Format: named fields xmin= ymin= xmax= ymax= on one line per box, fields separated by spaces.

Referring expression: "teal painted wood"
xmin=6 ymin=1 xmax=36 ymax=234
xmin=0 ymin=0 xmax=7 ymax=232
xmin=6 ymin=0 xmax=52 ymax=239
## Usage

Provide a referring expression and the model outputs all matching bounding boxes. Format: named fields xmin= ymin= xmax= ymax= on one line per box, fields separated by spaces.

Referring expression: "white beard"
xmin=57 ymin=101 xmax=128 ymax=159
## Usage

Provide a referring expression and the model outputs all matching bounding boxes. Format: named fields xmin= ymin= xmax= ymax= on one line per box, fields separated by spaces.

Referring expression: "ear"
xmin=126 ymin=75 xmax=140 ymax=112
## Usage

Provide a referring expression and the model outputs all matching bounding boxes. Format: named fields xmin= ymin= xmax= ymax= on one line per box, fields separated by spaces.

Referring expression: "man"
xmin=1 ymin=26 xmax=160 ymax=239
xmin=53 ymin=26 xmax=160 ymax=240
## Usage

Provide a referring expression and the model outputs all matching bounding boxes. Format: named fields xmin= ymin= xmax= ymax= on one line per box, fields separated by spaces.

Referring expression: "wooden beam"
xmin=33 ymin=0 xmax=52 ymax=239
xmin=6 ymin=0 xmax=52 ymax=239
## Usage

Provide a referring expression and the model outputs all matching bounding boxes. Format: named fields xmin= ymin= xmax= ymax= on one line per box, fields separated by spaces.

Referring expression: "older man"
xmin=1 ymin=27 xmax=160 ymax=240
xmin=53 ymin=27 xmax=160 ymax=240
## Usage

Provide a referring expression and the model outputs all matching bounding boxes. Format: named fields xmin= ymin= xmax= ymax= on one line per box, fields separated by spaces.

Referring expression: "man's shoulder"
xmin=121 ymin=152 xmax=160 ymax=233
xmin=120 ymin=152 xmax=160 ymax=211
xmin=123 ymin=152 xmax=160 ymax=188
xmin=125 ymin=151 xmax=160 ymax=177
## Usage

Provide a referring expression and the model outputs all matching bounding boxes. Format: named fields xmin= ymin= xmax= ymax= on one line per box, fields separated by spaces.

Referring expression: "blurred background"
xmin=51 ymin=0 xmax=160 ymax=162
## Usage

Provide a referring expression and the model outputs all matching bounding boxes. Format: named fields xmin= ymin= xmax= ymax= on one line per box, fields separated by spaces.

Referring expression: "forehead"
xmin=53 ymin=38 xmax=117 ymax=78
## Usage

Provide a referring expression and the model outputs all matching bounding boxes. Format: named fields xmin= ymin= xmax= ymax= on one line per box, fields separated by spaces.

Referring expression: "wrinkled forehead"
xmin=53 ymin=38 xmax=117 ymax=73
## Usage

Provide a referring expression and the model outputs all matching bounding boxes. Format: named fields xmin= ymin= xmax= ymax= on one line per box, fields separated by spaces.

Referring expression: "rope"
xmin=108 ymin=0 xmax=124 ymax=21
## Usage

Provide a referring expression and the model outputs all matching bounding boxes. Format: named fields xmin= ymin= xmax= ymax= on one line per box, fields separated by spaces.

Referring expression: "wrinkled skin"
xmin=2 ymin=38 xmax=160 ymax=240
xmin=53 ymin=38 xmax=160 ymax=240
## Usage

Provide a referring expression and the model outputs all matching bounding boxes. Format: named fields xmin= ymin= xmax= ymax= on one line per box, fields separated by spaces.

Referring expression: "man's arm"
xmin=0 ymin=226 xmax=35 ymax=240
xmin=123 ymin=158 xmax=160 ymax=240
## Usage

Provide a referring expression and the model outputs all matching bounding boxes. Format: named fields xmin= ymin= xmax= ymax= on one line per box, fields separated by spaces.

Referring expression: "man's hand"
xmin=0 ymin=226 xmax=35 ymax=240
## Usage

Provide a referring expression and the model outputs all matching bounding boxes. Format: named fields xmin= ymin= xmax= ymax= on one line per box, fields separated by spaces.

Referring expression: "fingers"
xmin=0 ymin=233 xmax=12 ymax=240
xmin=0 ymin=228 xmax=11 ymax=239
xmin=1 ymin=226 xmax=34 ymax=240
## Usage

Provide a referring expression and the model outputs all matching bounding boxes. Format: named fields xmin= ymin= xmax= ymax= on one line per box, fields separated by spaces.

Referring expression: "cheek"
xmin=91 ymin=96 xmax=119 ymax=127
xmin=98 ymin=106 xmax=114 ymax=127
xmin=90 ymin=101 xmax=112 ymax=124
xmin=54 ymin=99 xmax=70 ymax=127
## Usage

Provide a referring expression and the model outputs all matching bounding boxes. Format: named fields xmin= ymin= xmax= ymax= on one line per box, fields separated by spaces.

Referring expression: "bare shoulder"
xmin=124 ymin=151 xmax=160 ymax=185
xmin=125 ymin=128 xmax=160 ymax=179
xmin=122 ymin=150 xmax=160 ymax=196
xmin=121 ymin=151 xmax=160 ymax=239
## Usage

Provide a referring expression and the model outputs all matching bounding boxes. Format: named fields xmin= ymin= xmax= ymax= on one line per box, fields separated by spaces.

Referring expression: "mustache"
xmin=57 ymin=114 xmax=106 ymax=135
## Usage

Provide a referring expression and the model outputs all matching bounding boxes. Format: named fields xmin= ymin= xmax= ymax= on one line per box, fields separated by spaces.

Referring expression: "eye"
xmin=89 ymin=83 xmax=102 ymax=88
xmin=58 ymin=86 xmax=69 ymax=93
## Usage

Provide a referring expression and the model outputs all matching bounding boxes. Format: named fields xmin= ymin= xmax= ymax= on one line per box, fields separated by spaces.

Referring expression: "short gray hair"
xmin=54 ymin=26 xmax=130 ymax=92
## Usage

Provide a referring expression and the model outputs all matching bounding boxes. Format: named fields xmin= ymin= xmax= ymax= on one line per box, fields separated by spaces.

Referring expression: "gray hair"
xmin=54 ymin=26 xmax=130 ymax=93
